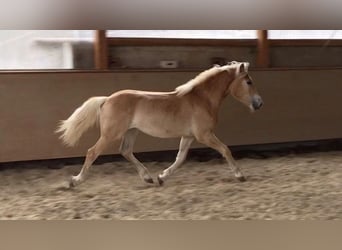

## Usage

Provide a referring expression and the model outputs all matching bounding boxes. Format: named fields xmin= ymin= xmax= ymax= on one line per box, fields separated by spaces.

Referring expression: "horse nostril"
xmin=252 ymin=99 xmax=263 ymax=110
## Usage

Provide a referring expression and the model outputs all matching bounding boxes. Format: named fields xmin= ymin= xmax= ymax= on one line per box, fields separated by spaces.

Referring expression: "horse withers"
xmin=56 ymin=62 xmax=263 ymax=187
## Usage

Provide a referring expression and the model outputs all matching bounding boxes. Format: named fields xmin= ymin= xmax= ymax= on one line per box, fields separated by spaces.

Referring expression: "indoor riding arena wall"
xmin=1 ymin=69 xmax=342 ymax=163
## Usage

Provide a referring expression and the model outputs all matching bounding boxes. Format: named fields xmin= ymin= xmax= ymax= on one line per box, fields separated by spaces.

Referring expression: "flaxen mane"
xmin=175 ymin=64 xmax=234 ymax=97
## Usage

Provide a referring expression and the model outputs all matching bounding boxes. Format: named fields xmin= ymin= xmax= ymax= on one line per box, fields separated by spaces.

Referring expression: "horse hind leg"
xmin=119 ymin=128 xmax=154 ymax=184
xmin=69 ymin=136 xmax=111 ymax=188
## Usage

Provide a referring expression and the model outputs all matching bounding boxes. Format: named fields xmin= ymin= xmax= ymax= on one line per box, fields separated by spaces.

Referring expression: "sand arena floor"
xmin=0 ymin=150 xmax=341 ymax=220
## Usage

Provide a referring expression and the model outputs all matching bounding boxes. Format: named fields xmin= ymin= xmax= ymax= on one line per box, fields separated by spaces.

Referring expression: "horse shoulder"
xmin=184 ymin=92 xmax=218 ymax=127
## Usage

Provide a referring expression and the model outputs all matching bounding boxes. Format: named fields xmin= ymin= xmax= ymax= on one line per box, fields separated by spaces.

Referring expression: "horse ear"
xmin=239 ymin=63 xmax=245 ymax=73
xmin=239 ymin=62 xmax=249 ymax=73
xmin=244 ymin=62 xmax=250 ymax=71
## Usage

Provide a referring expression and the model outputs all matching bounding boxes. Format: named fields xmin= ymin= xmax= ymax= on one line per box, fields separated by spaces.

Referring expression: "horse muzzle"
xmin=252 ymin=95 xmax=263 ymax=110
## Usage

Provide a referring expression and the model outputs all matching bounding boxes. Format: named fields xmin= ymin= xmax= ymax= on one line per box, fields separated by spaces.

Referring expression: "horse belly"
xmin=131 ymin=113 xmax=192 ymax=138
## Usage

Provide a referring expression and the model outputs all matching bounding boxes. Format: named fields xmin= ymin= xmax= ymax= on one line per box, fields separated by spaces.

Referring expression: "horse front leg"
xmin=157 ymin=136 xmax=194 ymax=185
xmin=195 ymin=132 xmax=246 ymax=182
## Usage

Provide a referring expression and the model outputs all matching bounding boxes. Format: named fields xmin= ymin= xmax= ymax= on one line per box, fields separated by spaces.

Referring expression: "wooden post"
xmin=256 ymin=30 xmax=270 ymax=67
xmin=94 ymin=30 xmax=108 ymax=70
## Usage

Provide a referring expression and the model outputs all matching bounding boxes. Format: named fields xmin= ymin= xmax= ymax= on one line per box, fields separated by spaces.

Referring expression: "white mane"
xmin=175 ymin=62 xmax=249 ymax=96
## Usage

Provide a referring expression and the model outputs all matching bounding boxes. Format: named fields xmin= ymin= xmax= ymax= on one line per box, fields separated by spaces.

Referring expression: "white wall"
xmin=0 ymin=30 xmax=93 ymax=69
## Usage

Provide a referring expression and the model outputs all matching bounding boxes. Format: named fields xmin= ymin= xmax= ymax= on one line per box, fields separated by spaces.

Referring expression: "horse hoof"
xmin=69 ymin=181 xmax=75 ymax=188
xmin=69 ymin=177 xmax=76 ymax=188
xmin=237 ymin=176 xmax=247 ymax=182
xmin=145 ymin=177 xmax=154 ymax=184
xmin=157 ymin=176 xmax=164 ymax=186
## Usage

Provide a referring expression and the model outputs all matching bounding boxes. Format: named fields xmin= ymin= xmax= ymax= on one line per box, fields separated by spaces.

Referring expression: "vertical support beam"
xmin=256 ymin=30 xmax=270 ymax=67
xmin=94 ymin=30 xmax=108 ymax=70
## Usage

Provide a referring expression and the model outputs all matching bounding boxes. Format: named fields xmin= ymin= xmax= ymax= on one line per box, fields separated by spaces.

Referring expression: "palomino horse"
xmin=57 ymin=61 xmax=263 ymax=187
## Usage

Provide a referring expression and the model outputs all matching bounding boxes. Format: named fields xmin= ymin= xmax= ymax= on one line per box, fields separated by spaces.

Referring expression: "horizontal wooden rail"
xmin=108 ymin=38 xmax=257 ymax=47
xmin=269 ymin=39 xmax=342 ymax=47
xmin=2 ymin=66 xmax=342 ymax=75
xmin=108 ymin=37 xmax=342 ymax=47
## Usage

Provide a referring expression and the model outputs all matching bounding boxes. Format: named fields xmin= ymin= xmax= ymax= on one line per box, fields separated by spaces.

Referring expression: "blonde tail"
xmin=56 ymin=96 xmax=108 ymax=147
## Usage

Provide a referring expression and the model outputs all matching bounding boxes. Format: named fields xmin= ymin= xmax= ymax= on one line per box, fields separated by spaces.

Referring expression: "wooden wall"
xmin=1 ymin=69 xmax=342 ymax=162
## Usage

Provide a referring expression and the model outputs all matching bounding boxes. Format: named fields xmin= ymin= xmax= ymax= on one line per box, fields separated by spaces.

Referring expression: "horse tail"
xmin=56 ymin=96 xmax=108 ymax=147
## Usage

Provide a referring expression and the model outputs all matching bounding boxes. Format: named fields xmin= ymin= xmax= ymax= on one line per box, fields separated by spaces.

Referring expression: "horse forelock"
xmin=175 ymin=65 xmax=237 ymax=96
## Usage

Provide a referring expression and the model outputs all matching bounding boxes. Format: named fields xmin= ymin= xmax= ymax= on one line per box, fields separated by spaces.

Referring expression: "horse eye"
xmin=246 ymin=81 xmax=252 ymax=85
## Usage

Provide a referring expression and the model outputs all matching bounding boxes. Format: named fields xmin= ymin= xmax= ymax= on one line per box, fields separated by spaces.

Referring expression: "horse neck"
xmin=194 ymin=70 xmax=234 ymax=111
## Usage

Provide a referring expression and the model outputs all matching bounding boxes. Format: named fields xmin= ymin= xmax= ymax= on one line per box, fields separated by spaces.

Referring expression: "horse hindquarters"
xmin=69 ymin=94 xmax=137 ymax=187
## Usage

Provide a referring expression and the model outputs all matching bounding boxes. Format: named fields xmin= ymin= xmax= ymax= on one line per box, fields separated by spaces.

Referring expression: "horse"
xmin=56 ymin=61 xmax=263 ymax=188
